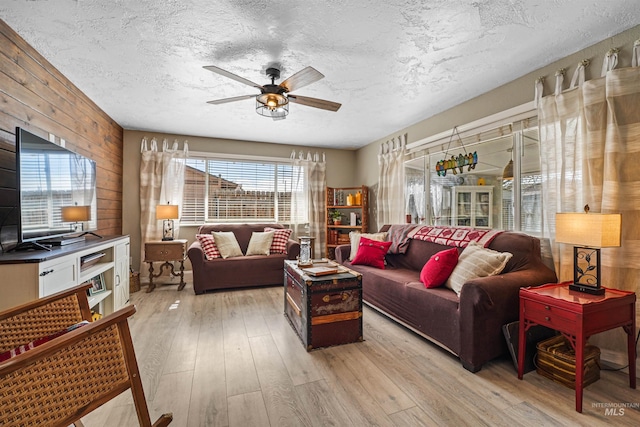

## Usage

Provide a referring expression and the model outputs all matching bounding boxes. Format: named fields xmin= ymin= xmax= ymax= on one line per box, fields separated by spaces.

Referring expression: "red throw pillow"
xmin=351 ymin=237 xmax=392 ymax=269
xmin=196 ymin=234 xmax=221 ymax=259
xmin=420 ymin=247 xmax=459 ymax=288
xmin=264 ymin=227 xmax=292 ymax=254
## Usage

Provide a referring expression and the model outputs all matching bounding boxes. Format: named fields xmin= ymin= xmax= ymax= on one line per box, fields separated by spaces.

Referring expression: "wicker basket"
xmin=536 ymin=335 xmax=600 ymax=389
xmin=130 ymin=271 xmax=140 ymax=293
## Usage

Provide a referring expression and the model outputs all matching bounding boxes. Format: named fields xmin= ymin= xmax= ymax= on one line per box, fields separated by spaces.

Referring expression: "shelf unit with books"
xmin=326 ymin=185 xmax=368 ymax=259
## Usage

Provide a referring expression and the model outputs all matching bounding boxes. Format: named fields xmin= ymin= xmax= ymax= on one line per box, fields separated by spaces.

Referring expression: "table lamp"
xmin=61 ymin=204 xmax=101 ymax=238
xmin=156 ymin=203 xmax=179 ymax=241
xmin=555 ymin=205 xmax=621 ymax=295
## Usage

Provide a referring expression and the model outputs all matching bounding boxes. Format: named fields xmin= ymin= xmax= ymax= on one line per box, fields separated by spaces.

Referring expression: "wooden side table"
xmin=144 ymin=239 xmax=188 ymax=292
xmin=518 ymin=283 xmax=636 ymax=412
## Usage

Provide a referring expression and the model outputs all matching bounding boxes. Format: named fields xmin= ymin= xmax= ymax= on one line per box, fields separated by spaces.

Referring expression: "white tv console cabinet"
xmin=0 ymin=235 xmax=130 ymax=314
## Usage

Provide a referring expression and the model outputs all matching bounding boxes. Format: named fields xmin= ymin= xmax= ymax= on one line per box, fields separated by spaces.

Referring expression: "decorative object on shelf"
xmin=355 ymin=190 xmax=362 ymax=205
xmin=346 ymin=193 xmax=354 ymax=206
xmin=156 ymin=202 xmax=179 ymax=241
xmin=298 ymin=236 xmax=313 ymax=267
xmin=91 ymin=310 xmax=103 ymax=322
xmin=434 ymin=126 xmax=478 ymax=176
xmin=477 ymin=177 xmax=486 ymax=185
xmin=330 ymin=210 xmax=342 ymax=225
xmin=87 ymin=273 xmax=106 ymax=296
xmin=555 ymin=204 xmax=621 ymax=295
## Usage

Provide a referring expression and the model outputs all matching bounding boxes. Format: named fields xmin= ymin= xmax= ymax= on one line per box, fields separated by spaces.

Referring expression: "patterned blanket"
xmin=408 ymin=226 xmax=503 ymax=248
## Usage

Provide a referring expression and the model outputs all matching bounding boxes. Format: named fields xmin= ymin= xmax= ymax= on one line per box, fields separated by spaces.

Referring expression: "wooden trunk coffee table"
xmin=284 ymin=260 xmax=363 ymax=350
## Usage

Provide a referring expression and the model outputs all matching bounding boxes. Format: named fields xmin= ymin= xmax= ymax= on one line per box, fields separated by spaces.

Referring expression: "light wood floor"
xmin=83 ymin=277 xmax=639 ymax=426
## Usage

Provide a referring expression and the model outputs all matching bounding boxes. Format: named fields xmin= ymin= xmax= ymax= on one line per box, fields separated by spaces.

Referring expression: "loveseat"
xmin=188 ymin=223 xmax=300 ymax=294
xmin=335 ymin=226 xmax=557 ymax=372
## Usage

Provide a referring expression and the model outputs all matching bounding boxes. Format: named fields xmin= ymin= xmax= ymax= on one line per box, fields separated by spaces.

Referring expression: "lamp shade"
xmin=156 ymin=204 xmax=179 ymax=220
xmin=61 ymin=205 xmax=91 ymax=222
xmin=502 ymin=159 xmax=513 ymax=180
xmin=555 ymin=212 xmax=621 ymax=248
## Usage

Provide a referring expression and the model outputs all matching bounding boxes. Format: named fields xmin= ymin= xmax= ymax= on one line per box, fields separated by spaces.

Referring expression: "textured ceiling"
xmin=2 ymin=1 xmax=639 ymax=149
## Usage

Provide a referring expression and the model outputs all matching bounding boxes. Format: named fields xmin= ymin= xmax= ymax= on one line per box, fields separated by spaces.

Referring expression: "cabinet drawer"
xmin=524 ymin=299 xmax=578 ymax=330
xmin=40 ymin=259 xmax=76 ymax=297
xmin=145 ymin=243 xmax=185 ymax=261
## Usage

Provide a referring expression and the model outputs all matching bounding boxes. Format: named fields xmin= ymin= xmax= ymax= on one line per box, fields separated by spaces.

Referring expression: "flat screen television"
xmin=9 ymin=127 xmax=98 ymax=250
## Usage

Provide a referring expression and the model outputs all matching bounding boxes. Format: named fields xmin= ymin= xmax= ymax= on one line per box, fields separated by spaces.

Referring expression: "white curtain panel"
xmin=538 ymin=56 xmax=640 ymax=354
xmin=290 ymin=151 xmax=326 ymax=258
xmin=139 ymin=137 xmax=187 ymax=271
xmin=377 ymin=134 xmax=407 ymax=226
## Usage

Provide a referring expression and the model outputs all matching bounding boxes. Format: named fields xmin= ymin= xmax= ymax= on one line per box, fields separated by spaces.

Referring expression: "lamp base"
xmin=568 ymin=283 xmax=605 ymax=295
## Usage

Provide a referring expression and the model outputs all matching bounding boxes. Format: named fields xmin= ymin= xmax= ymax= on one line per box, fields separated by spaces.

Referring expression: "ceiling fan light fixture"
xmin=256 ymin=93 xmax=289 ymax=118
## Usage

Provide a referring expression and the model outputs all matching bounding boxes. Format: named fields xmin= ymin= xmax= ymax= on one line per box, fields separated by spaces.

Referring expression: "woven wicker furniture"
xmin=0 ymin=284 xmax=172 ymax=427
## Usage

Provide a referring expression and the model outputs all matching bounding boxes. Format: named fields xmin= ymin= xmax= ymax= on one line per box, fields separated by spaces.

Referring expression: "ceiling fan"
xmin=203 ymin=65 xmax=341 ymax=120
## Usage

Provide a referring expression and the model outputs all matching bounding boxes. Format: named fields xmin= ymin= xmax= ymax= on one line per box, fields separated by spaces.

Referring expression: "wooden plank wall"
xmin=0 ymin=19 xmax=123 ymax=248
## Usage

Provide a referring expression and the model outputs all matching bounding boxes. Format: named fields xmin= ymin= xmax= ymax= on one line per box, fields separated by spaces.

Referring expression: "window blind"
xmin=182 ymin=156 xmax=301 ymax=224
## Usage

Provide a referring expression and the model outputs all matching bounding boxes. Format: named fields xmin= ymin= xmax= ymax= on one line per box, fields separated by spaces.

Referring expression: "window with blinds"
xmin=182 ymin=156 xmax=301 ymax=225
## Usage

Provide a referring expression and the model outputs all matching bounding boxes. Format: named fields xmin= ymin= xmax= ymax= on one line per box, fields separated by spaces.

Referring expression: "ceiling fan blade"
xmin=203 ymin=65 xmax=263 ymax=89
xmin=288 ymin=94 xmax=341 ymax=112
xmin=206 ymin=94 xmax=257 ymax=105
xmin=279 ymin=66 xmax=324 ymax=93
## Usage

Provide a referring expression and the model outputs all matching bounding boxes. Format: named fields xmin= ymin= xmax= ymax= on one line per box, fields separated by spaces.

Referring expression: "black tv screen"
xmin=0 ymin=134 xmax=18 ymax=252
xmin=16 ymin=127 xmax=98 ymax=244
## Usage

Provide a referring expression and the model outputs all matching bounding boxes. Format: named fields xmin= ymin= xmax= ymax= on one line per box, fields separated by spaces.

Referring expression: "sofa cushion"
xmin=265 ymin=227 xmax=292 ymax=254
xmin=349 ymin=231 xmax=388 ymax=261
xmin=446 ymin=241 xmax=512 ymax=296
xmin=352 ymin=237 xmax=392 ymax=269
xmin=196 ymin=234 xmax=221 ymax=260
xmin=213 ymin=231 xmax=244 ymax=259
xmin=246 ymin=231 xmax=274 ymax=256
xmin=420 ymin=247 xmax=459 ymax=288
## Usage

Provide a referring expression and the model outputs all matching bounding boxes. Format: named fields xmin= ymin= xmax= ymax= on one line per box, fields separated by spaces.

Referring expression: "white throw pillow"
xmin=349 ymin=231 xmax=388 ymax=261
xmin=212 ymin=231 xmax=244 ymax=259
xmin=246 ymin=231 xmax=275 ymax=256
xmin=445 ymin=241 xmax=512 ymax=296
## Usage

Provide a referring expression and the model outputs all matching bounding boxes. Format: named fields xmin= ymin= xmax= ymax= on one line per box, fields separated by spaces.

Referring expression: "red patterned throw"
xmin=409 ymin=226 xmax=502 ymax=248
xmin=0 ymin=320 xmax=89 ymax=362
xmin=264 ymin=227 xmax=292 ymax=254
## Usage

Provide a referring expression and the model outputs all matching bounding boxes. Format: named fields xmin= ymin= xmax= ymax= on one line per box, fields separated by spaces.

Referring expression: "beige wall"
xmin=123 ymin=130 xmax=357 ymax=270
xmin=356 ymin=24 xmax=640 ymax=231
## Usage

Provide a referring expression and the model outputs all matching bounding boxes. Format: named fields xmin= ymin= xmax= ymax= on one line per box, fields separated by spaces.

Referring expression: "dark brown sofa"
xmin=335 ymin=228 xmax=557 ymax=372
xmin=188 ymin=223 xmax=300 ymax=294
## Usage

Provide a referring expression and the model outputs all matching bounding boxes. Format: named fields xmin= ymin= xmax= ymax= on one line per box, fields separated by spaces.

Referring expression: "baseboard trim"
xmin=600 ymin=348 xmax=640 ymax=379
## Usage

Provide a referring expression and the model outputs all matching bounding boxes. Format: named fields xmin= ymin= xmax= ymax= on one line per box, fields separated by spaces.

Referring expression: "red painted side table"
xmin=518 ymin=283 xmax=636 ymax=413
